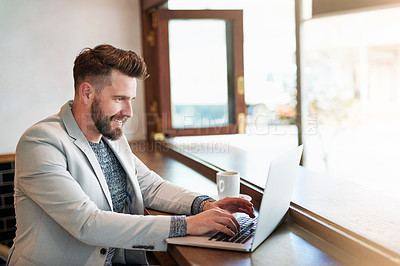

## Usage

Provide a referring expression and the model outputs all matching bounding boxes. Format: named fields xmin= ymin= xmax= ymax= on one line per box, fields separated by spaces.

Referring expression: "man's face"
xmin=90 ymin=70 xmax=137 ymax=140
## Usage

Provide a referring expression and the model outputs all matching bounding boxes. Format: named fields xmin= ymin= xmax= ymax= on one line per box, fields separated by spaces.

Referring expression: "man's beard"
xmin=91 ymin=97 xmax=127 ymax=140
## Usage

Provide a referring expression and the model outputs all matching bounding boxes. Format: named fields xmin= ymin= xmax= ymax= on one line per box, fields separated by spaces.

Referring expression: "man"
xmin=8 ymin=44 xmax=254 ymax=266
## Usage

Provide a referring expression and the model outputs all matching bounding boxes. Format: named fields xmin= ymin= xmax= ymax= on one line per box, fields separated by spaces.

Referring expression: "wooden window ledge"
xmin=156 ymin=135 xmax=400 ymax=265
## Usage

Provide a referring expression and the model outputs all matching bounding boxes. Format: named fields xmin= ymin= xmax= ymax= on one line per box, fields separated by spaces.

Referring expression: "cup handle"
xmin=218 ymin=180 xmax=225 ymax=193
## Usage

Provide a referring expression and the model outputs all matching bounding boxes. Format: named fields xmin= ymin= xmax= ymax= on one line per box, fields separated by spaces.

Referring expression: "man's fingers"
xmin=209 ymin=208 xmax=239 ymax=232
xmin=219 ymin=197 xmax=254 ymax=211
xmin=236 ymin=199 xmax=255 ymax=217
xmin=226 ymin=217 xmax=239 ymax=233
xmin=223 ymin=198 xmax=255 ymax=218
xmin=214 ymin=223 xmax=236 ymax=236
xmin=238 ymin=206 xmax=256 ymax=218
xmin=214 ymin=213 xmax=240 ymax=233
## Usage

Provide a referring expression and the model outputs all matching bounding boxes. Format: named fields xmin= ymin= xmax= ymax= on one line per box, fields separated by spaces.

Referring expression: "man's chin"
xmin=103 ymin=129 xmax=123 ymax=141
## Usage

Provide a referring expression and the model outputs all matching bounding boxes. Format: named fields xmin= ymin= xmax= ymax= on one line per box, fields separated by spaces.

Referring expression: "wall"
xmin=0 ymin=0 xmax=147 ymax=155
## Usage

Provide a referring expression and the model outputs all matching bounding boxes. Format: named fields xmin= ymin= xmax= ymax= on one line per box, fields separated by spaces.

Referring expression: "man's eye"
xmin=117 ymin=98 xmax=123 ymax=102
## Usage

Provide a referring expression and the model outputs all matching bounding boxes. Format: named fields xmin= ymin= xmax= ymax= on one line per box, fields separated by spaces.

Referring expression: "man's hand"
xmin=186 ymin=208 xmax=240 ymax=236
xmin=203 ymin=197 xmax=255 ymax=218
xmin=186 ymin=197 xmax=255 ymax=236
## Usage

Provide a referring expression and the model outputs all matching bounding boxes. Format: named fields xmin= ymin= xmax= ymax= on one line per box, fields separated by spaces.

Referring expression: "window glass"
xmin=303 ymin=8 xmax=400 ymax=198
xmin=169 ymin=19 xmax=229 ymax=129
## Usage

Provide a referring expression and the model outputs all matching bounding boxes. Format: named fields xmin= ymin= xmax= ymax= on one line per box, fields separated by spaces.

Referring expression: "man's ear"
xmin=79 ymin=82 xmax=94 ymax=104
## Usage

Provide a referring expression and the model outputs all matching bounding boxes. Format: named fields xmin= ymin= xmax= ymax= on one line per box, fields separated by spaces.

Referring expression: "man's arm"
xmin=133 ymin=154 xmax=201 ymax=215
xmin=15 ymin=126 xmax=172 ymax=250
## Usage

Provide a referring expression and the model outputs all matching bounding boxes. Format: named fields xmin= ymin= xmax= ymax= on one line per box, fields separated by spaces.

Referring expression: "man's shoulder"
xmin=15 ymin=112 xmax=70 ymax=161
xmin=25 ymin=114 xmax=65 ymax=137
xmin=17 ymin=112 xmax=71 ymax=152
xmin=21 ymin=102 xmax=72 ymax=141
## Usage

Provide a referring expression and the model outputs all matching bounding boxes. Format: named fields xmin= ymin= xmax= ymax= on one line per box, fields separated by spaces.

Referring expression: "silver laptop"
xmin=166 ymin=145 xmax=303 ymax=252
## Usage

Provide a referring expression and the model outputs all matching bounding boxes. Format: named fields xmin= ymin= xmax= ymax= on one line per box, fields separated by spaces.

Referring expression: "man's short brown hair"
xmin=73 ymin=44 xmax=148 ymax=94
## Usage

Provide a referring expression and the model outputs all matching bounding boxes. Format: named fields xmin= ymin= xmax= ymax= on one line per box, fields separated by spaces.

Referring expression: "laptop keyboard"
xmin=208 ymin=216 xmax=258 ymax=244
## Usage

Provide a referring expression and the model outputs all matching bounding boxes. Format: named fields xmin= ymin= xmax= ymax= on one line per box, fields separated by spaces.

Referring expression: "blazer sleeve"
xmin=133 ymin=153 xmax=202 ymax=215
xmin=15 ymin=124 xmax=173 ymax=251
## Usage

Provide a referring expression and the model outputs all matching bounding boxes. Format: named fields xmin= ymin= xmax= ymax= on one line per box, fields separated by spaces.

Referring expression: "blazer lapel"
xmin=60 ymin=101 xmax=114 ymax=211
xmin=105 ymin=138 xmax=144 ymax=215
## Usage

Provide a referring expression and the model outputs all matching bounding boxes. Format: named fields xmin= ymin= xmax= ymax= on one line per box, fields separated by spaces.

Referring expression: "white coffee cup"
xmin=216 ymin=171 xmax=240 ymax=199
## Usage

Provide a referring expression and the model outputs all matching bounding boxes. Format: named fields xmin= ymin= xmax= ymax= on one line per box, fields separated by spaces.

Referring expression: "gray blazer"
xmin=8 ymin=101 xmax=200 ymax=266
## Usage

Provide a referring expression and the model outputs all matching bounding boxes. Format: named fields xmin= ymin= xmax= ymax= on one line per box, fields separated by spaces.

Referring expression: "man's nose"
xmin=121 ymin=101 xmax=133 ymax=118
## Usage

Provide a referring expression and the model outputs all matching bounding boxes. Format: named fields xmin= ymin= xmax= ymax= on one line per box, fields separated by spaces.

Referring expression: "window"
xmin=168 ymin=0 xmax=298 ymax=141
xmin=302 ymin=7 xmax=400 ymax=199
xmin=142 ymin=8 xmax=245 ymax=139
